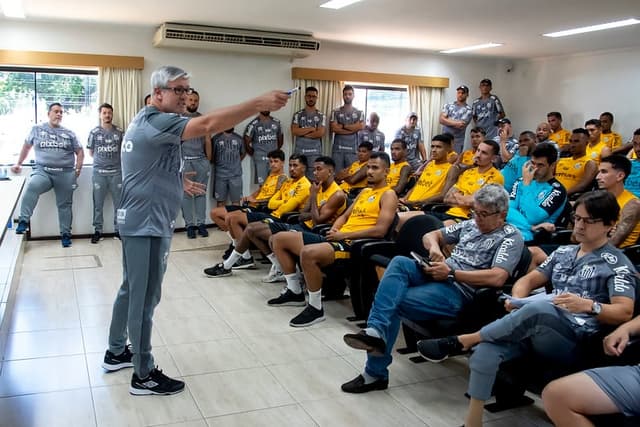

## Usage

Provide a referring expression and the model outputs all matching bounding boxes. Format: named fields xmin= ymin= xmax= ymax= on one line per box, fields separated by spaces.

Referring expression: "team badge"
xmin=601 ymin=252 xmax=618 ymax=264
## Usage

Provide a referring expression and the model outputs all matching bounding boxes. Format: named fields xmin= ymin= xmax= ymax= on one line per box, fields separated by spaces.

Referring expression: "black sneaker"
xmin=91 ymin=231 xmax=102 ymax=244
xmin=232 ymin=256 xmax=255 ymax=270
xmin=341 ymin=374 xmax=388 ymax=394
xmin=289 ymin=305 xmax=325 ymax=327
xmin=204 ymin=263 xmax=232 ymax=277
xmin=222 ymin=243 xmax=234 ymax=260
xmin=197 ymin=223 xmax=209 ymax=237
xmin=102 ymin=345 xmax=134 ymax=372
xmin=417 ymin=336 xmax=465 ymax=363
xmin=186 ymin=226 xmax=197 ymax=239
xmin=343 ymin=330 xmax=386 ymax=356
xmin=267 ymin=289 xmax=306 ymax=306
xmin=130 ymin=367 xmax=185 ymax=396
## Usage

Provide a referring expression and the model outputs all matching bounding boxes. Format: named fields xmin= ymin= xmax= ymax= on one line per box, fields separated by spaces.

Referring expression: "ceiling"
xmin=5 ymin=0 xmax=640 ymax=58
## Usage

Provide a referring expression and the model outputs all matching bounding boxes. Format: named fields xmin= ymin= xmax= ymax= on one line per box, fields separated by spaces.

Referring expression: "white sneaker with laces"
xmin=262 ymin=264 xmax=285 ymax=283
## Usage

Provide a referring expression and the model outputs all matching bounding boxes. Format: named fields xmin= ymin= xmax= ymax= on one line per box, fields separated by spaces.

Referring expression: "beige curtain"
xmin=98 ymin=67 xmax=142 ymax=132
xmin=408 ymin=85 xmax=444 ymax=153
xmin=293 ymin=79 xmax=343 ymax=156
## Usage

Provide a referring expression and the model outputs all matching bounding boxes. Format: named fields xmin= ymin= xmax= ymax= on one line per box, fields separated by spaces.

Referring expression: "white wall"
xmin=496 ymin=46 xmax=640 ymax=139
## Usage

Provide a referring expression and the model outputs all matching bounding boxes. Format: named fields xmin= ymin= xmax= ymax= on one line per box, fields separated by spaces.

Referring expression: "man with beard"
xmin=395 ymin=112 xmax=425 ymax=173
xmin=245 ymin=110 xmax=283 ymax=185
xmin=292 ymin=86 xmax=326 ymax=180
xmin=440 ymin=85 xmax=473 ymax=154
xmin=330 ymin=85 xmax=365 ymax=171
xmin=181 ymin=91 xmax=212 ymax=238
xmin=358 ymin=112 xmax=385 ymax=152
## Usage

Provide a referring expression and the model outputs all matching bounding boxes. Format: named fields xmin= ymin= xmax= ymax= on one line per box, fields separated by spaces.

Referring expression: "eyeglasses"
xmin=572 ymin=214 xmax=603 ymax=225
xmin=470 ymin=209 xmax=501 ymax=219
xmin=160 ymin=87 xmax=196 ymax=95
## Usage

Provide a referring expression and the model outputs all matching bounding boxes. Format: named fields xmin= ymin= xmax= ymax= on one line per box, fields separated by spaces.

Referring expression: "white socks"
xmin=308 ymin=289 xmax=322 ymax=310
xmin=223 ymin=250 xmax=242 ymax=270
xmin=241 ymin=249 xmax=252 ymax=260
xmin=285 ymin=273 xmax=302 ymax=294
xmin=266 ymin=253 xmax=282 ymax=272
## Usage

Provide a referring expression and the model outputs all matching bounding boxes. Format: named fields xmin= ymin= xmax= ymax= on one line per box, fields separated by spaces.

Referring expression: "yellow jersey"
xmin=617 ymin=190 xmax=640 ymax=248
xmin=555 ymin=154 xmax=591 ymax=192
xmin=386 ymin=161 xmax=410 ymax=188
xmin=408 ymin=161 xmax=452 ymax=202
xmin=586 ymin=141 xmax=608 ymax=163
xmin=340 ymin=160 xmax=367 ymax=191
xmin=303 ymin=181 xmax=346 ymax=228
xmin=446 ymin=166 xmax=504 ymax=218
xmin=459 ymin=149 xmax=475 ymax=167
xmin=601 ymin=132 xmax=623 ymax=150
xmin=267 ymin=176 xmax=311 ymax=218
xmin=549 ymin=129 xmax=571 ymax=150
xmin=255 ymin=173 xmax=287 ymax=201
xmin=340 ymin=185 xmax=392 ymax=233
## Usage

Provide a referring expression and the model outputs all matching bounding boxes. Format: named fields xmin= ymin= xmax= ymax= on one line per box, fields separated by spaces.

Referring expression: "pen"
xmin=287 ymin=86 xmax=301 ymax=95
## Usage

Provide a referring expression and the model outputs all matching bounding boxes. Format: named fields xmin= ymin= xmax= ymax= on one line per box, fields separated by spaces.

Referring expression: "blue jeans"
xmin=365 ymin=256 xmax=467 ymax=379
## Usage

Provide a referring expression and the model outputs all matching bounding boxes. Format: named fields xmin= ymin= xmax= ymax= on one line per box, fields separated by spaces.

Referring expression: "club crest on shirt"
xmin=601 ymin=252 xmax=618 ymax=264
xmin=580 ymin=264 xmax=596 ymax=279
xmin=574 ymin=163 xmax=582 ymax=169
xmin=367 ymin=195 xmax=376 ymax=203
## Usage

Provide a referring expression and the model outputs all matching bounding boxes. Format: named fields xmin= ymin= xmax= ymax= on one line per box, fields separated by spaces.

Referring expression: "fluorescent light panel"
xmin=543 ymin=18 xmax=640 ymax=38
xmin=440 ymin=43 xmax=503 ymax=54
xmin=320 ymin=0 xmax=363 ymax=10
xmin=1 ymin=0 xmax=24 ymax=18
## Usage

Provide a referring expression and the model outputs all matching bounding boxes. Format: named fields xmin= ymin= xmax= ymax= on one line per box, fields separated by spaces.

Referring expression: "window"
xmin=350 ymin=84 xmax=409 ymax=151
xmin=0 ymin=67 xmax=98 ymax=164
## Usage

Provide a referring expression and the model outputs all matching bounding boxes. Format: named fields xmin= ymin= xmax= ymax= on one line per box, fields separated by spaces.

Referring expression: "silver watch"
xmin=591 ymin=301 xmax=602 ymax=315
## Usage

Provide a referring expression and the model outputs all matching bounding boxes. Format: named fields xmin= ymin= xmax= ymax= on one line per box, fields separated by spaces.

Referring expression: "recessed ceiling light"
xmin=1 ymin=0 xmax=25 ymax=18
xmin=440 ymin=43 xmax=503 ymax=54
xmin=320 ymin=0 xmax=363 ymax=10
xmin=543 ymin=18 xmax=640 ymax=38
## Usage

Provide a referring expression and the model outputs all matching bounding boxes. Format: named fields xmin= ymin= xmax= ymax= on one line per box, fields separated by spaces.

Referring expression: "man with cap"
xmin=439 ymin=85 xmax=473 ymax=154
xmin=395 ymin=112 xmax=425 ymax=173
xmin=358 ymin=112 xmax=385 ymax=152
xmin=471 ymin=78 xmax=505 ymax=140
xmin=493 ymin=118 xmax=519 ymax=169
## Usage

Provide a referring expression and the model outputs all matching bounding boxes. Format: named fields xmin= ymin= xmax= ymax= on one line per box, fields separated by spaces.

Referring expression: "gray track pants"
xmin=181 ymin=158 xmax=210 ymax=227
xmin=19 ymin=167 xmax=76 ymax=235
xmin=92 ymin=171 xmax=122 ymax=232
xmin=107 ymin=236 xmax=171 ymax=378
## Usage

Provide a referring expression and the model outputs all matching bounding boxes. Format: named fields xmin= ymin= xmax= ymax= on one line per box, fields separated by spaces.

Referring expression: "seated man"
xmin=417 ymin=191 xmax=636 ymax=427
xmin=625 ymin=128 xmax=640 ymax=198
xmin=507 ymin=143 xmax=567 ymax=242
xmin=493 ymin=118 xmax=519 ymax=168
xmin=245 ymin=156 xmax=347 ymax=283
xmin=385 ymin=139 xmax=411 ymax=194
xmin=542 ymin=314 xmax=640 ymax=425
xmin=596 ymin=155 xmax=640 ymax=248
xmin=501 ymin=131 xmax=535 ymax=192
xmin=341 ymin=184 xmax=525 ymax=393
xmin=441 ymin=139 xmax=504 ymax=222
xmin=585 ymin=119 xmax=612 ymax=164
xmin=336 ymin=141 xmax=373 ymax=195
xmin=457 ymin=127 xmax=485 ymax=169
xmin=210 ymin=149 xmax=287 ymax=232
xmin=397 ymin=134 xmax=459 ymax=229
xmin=267 ymin=151 xmax=397 ymax=327
xmin=555 ymin=128 xmax=598 ymax=197
xmin=204 ymin=154 xmax=310 ymax=275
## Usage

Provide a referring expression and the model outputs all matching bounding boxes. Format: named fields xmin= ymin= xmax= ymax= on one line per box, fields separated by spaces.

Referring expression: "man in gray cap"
xmin=472 ymin=78 xmax=505 ymax=140
xmin=395 ymin=112 xmax=425 ymax=172
xmin=440 ymin=85 xmax=473 ymax=154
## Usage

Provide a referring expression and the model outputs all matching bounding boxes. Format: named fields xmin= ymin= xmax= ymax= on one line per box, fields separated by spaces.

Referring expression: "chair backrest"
xmin=394 ymin=214 xmax=444 ymax=258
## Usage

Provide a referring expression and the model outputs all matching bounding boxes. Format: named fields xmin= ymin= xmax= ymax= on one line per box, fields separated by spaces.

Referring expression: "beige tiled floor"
xmin=0 ymin=231 xmax=553 ymax=427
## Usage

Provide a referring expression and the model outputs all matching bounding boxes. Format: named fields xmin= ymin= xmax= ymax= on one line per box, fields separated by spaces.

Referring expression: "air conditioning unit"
xmin=153 ymin=23 xmax=320 ymax=58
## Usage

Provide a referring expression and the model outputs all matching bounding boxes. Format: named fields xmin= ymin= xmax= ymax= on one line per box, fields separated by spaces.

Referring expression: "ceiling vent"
xmin=153 ymin=23 xmax=320 ymax=58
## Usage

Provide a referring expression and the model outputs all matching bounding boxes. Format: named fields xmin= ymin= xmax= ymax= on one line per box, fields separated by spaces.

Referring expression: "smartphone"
xmin=410 ymin=251 xmax=431 ymax=268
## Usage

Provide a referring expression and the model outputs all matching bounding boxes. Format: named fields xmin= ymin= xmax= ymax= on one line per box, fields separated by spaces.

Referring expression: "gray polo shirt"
xmin=292 ymin=108 xmax=325 ymax=154
xmin=87 ymin=125 xmax=123 ymax=172
xmin=244 ymin=116 xmax=282 ymax=155
xmin=395 ymin=126 xmax=423 ymax=170
xmin=441 ymin=102 xmax=473 ymax=143
xmin=213 ymin=131 xmax=245 ymax=178
xmin=358 ymin=127 xmax=385 ymax=151
xmin=26 ymin=123 xmax=81 ymax=168
xmin=331 ymin=106 xmax=365 ymax=153
xmin=472 ymin=95 xmax=504 ymax=139
xmin=117 ymin=106 xmax=188 ymax=237
xmin=181 ymin=111 xmax=207 ymax=158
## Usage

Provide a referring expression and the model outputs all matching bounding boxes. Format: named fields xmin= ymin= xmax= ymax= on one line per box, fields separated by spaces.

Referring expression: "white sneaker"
xmin=262 ymin=264 xmax=285 ymax=283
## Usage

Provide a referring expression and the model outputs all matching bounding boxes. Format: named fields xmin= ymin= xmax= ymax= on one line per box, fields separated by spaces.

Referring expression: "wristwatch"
xmin=447 ymin=267 xmax=456 ymax=283
xmin=591 ymin=301 xmax=602 ymax=316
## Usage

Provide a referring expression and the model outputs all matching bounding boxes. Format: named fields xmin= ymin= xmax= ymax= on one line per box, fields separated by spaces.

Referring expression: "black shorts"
xmin=268 ymin=222 xmax=311 ymax=234
xmin=246 ymin=211 xmax=278 ymax=223
xmin=299 ymin=232 xmax=352 ymax=259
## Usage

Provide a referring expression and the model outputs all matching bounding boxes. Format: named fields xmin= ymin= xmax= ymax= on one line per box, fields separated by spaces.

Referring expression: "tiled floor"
xmin=0 ymin=230 xmax=553 ymax=427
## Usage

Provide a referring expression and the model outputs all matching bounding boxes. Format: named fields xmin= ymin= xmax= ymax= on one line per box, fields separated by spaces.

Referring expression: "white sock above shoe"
xmin=364 ymin=328 xmax=381 ymax=339
xmin=241 ymin=249 xmax=252 ymax=260
xmin=361 ymin=371 xmax=378 ymax=384
xmin=308 ymin=289 xmax=322 ymax=310
xmin=285 ymin=273 xmax=302 ymax=294
xmin=223 ymin=250 xmax=242 ymax=270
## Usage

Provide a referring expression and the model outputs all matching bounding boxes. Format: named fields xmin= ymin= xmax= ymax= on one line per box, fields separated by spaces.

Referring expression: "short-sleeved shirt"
xmin=26 ymin=123 xmax=81 ymax=168
xmin=181 ymin=111 xmax=206 ymax=158
xmin=446 ymin=166 xmax=504 ymax=218
xmin=87 ymin=125 xmax=123 ymax=172
xmin=442 ymin=220 xmax=525 ymax=298
xmin=358 ymin=127 xmax=385 ymax=151
xmin=331 ymin=107 xmax=365 ymax=153
xmin=441 ymin=102 xmax=472 ymax=143
xmin=292 ymin=108 xmax=325 ymax=154
xmin=244 ymin=116 xmax=282 ymax=155
xmin=213 ymin=132 xmax=245 ymax=178
xmin=117 ymin=106 xmax=188 ymax=237
xmin=501 ymin=152 xmax=529 ymax=191
xmin=395 ymin=126 xmax=423 ymax=171
xmin=626 ymin=160 xmax=640 ymax=199
xmin=471 ymin=95 xmax=504 ymax=139
xmin=549 ymin=129 xmax=571 ymax=150
xmin=538 ymin=244 xmax=637 ymax=333
xmin=492 ymin=135 xmax=519 ymax=169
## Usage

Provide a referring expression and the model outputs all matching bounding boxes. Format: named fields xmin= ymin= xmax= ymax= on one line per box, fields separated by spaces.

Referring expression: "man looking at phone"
xmin=341 ymin=184 xmax=525 ymax=393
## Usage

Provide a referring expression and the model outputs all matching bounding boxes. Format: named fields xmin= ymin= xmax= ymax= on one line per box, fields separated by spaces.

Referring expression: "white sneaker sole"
xmin=102 ymin=361 xmax=134 ymax=372
xmin=232 ymin=262 xmax=256 ymax=270
xmin=289 ymin=316 xmax=325 ymax=328
xmin=129 ymin=385 xmax=185 ymax=396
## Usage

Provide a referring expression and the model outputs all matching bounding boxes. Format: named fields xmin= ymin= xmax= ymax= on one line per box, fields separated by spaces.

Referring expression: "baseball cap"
xmin=456 ymin=85 xmax=469 ymax=94
xmin=494 ymin=118 xmax=511 ymax=126
xmin=407 ymin=112 xmax=418 ymax=119
xmin=480 ymin=78 xmax=492 ymax=86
